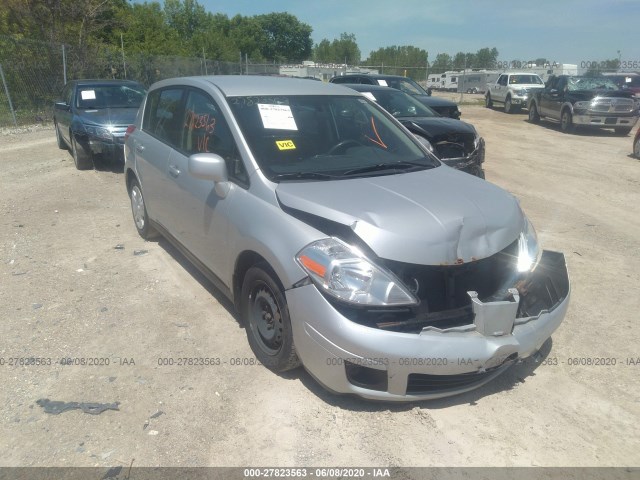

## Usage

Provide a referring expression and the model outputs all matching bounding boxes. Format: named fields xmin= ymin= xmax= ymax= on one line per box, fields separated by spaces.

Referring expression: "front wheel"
xmin=634 ymin=136 xmax=640 ymax=159
xmin=55 ymin=122 xmax=67 ymax=150
xmin=615 ymin=127 xmax=632 ymax=136
xmin=241 ymin=265 xmax=300 ymax=372
xmin=528 ymin=103 xmax=540 ymax=123
xmin=504 ymin=97 xmax=513 ymax=114
xmin=485 ymin=94 xmax=492 ymax=108
xmin=71 ymin=134 xmax=93 ymax=170
xmin=560 ymin=109 xmax=574 ymax=133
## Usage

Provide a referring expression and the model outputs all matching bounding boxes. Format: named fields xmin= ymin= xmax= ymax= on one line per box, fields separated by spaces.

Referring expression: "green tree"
xmin=255 ymin=12 xmax=312 ymax=62
xmin=332 ymin=32 xmax=360 ymax=64
xmin=313 ymin=38 xmax=332 ymax=63
xmin=474 ymin=47 xmax=498 ymax=69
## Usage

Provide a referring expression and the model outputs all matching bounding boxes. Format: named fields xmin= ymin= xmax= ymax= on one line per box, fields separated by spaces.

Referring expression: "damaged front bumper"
xmin=440 ymin=137 xmax=485 ymax=179
xmin=286 ymin=250 xmax=569 ymax=401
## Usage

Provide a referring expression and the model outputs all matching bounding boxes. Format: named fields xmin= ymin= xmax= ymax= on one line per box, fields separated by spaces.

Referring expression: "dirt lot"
xmin=1 ymin=107 xmax=639 ymax=469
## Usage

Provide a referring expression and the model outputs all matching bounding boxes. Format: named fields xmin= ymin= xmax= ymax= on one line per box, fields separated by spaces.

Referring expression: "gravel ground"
xmin=0 ymin=107 xmax=639 ymax=470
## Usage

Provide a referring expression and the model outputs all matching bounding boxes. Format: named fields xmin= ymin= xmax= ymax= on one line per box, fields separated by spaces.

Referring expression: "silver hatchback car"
xmin=124 ymin=76 xmax=570 ymax=401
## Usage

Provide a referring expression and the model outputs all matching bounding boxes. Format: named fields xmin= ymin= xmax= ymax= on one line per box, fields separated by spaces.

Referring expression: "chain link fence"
xmin=0 ymin=36 xmax=282 ymax=128
xmin=0 ymin=36 xmax=632 ymax=127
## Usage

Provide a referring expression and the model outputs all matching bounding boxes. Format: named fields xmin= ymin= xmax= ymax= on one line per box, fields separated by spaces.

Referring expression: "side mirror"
xmin=54 ymin=101 xmax=70 ymax=111
xmin=188 ymin=153 xmax=230 ymax=197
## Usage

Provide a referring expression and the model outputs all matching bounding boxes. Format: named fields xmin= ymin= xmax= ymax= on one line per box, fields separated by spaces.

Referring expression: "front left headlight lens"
xmin=574 ymin=101 xmax=591 ymax=109
xmin=84 ymin=124 xmax=112 ymax=140
xmin=296 ymin=238 xmax=418 ymax=306
xmin=517 ymin=217 xmax=542 ymax=273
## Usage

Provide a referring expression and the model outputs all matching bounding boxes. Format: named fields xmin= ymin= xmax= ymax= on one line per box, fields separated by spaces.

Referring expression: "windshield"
xmin=567 ymin=77 xmax=619 ymax=91
xmin=361 ymin=89 xmax=437 ymax=118
xmin=228 ymin=95 xmax=438 ymax=181
xmin=76 ymin=84 xmax=146 ymax=109
xmin=509 ymin=75 xmax=544 ymax=85
xmin=384 ymin=78 xmax=427 ymax=96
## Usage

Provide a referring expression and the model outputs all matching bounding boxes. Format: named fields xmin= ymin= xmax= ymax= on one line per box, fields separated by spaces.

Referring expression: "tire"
xmin=128 ymin=178 xmax=158 ymax=240
xmin=634 ymin=136 xmax=640 ymax=159
xmin=615 ymin=127 xmax=632 ymax=136
xmin=528 ymin=103 xmax=540 ymax=124
xmin=485 ymin=94 xmax=492 ymax=108
xmin=55 ymin=122 xmax=67 ymax=150
xmin=71 ymin=134 xmax=93 ymax=170
xmin=241 ymin=264 xmax=301 ymax=373
xmin=560 ymin=109 xmax=574 ymax=133
xmin=504 ymin=96 xmax=513 ymax=114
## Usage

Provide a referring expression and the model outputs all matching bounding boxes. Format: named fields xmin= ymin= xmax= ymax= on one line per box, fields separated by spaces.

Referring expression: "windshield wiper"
xmin=271 ymin=171 xmax=339 ymax=181
xmin=341 ymin=161 xmax=433 ymax=177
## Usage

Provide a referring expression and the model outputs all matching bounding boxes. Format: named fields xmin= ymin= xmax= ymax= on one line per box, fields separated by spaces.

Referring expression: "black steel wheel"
xmin=485 ymin=94 xmax=493 ymax=108
xmin=241 ymin=265 xmax=300 ymax=372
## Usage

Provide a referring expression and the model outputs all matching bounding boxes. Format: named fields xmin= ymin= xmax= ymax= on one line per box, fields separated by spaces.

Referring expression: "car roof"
xmin=150 ymin=75 xmax=355 ymax=97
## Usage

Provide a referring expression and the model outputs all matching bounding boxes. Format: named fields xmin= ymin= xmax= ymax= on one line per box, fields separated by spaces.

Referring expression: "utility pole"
xmin=203 ymin=47 xmax=208 ymax=75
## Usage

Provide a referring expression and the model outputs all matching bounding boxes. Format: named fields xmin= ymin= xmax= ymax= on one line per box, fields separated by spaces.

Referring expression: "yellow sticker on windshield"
xmin=276 ymin=140 xmax=296 ymax=150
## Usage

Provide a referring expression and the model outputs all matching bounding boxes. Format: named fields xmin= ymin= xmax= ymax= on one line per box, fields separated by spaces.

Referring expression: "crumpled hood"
xmin=397 ymin=117 xmax=476 ymax=139
xmin=276 ymin=166 xmax=524 ymax=265
xmin=77 ymin=107 xmax=139 ymax=126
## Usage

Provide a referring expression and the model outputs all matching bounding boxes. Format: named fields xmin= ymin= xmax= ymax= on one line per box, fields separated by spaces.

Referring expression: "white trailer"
xmin=456 ymin=71 xmax=500 ymax=93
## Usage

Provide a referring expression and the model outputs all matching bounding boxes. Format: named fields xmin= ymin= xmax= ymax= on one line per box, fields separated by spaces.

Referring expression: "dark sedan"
xmin=53 ymin=79 xmax=146 ymax=169
xmin=345 ymin=84 xmax=485 ymax=178
xmin=330 ymin=73 xmax=461 ymax=119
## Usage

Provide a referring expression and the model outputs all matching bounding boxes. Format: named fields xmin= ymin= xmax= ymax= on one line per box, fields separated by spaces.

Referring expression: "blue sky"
xmin=196 ymin=0 xmax=640 ymax=66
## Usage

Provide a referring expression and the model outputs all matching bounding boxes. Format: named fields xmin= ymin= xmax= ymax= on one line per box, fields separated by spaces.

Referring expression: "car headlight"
xmin=517 ymin=217 xmax=542 ymax=273
xmin=83 ymin=124 xmax=112 ymax=140
xmin=296 ymin=238 xmax=418 ymax=306
xmin=574 ymin=101 xmax=591 ymax=109
xmin=472 ymin=127 xmax=482 ymax=151
xmin=515 ymin=89 xmax=527 ymax=96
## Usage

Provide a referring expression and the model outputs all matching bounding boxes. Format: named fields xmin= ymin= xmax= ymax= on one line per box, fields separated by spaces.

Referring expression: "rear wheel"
xmin=241 ymin=265 xmax=300 ymax=372
xmin=560 ymin=109 xmax=574 ymax=133
xmin=528 ymin=103 xmax=540 ymax=123
xmin=71 ymin=134 xmax=93 ymax=170
xmin=129 ymin=178 xmax=158 ymax=239
xmin=485 ymin=94 xmax=492 ymax=108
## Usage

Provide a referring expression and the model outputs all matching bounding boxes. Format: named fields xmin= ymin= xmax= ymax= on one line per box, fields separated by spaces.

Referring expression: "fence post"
xmin=62 ymin=44 xmax=67 ymax=84
xmin=0 ymin=63 xmax=18 ymax=127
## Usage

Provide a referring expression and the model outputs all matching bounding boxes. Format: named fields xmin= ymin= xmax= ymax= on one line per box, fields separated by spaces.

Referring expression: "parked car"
xmin=54 ymin=79 xmax=146 ymax=169
xmin=330 ymin=73 xmax=461 ymax=119
xmin=602 ymin=73 xmax=640 ymax=96
xmin=485 ymin=73 xmax=545 ymax=113
xmin=344 ymin=84 xmax=485 ymax=178
xmin=528 ymin=75 xmax=639 ymax=134
xmin=634 ymin=127 xmax=640 ymax=158
xmin=125 ymin=75 xmax=570 ymax=401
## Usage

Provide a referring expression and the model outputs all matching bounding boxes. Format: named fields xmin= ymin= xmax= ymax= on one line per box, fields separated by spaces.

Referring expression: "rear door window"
xmin=143 ymin=88 xmax=185 ymax=148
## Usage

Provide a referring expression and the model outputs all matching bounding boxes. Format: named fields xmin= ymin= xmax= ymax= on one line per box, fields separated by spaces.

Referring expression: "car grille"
xmin=433 ymin=132 xmax=476 ymax=159
xmin=406 ymin=355 xmax=516 ymax=394
xmin=590 ymin=98 xmax=635 ymax=114
xmin=329 ymin=240 xmax=521 ymax=333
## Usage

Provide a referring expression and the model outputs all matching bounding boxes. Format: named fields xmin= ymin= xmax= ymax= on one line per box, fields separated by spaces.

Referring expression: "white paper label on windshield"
xmin=81 ymin=90 xmax=96 ymax=100
xmin=626 ymin=77 xmax=632 ymax=83
xmin=257 ymin=104 xmax=298 ymax=130
xmin=361 ymin=92 xmax=376 ymax=102
xmin=377 ymin=80 xmax=388 ymax=86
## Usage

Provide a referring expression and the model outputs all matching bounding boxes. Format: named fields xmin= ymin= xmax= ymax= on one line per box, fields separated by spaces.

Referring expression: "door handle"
xmin=168 ymin=164 xmax=181 ymax=178
xmin=135 ymin=144 xmax=145 ymax=153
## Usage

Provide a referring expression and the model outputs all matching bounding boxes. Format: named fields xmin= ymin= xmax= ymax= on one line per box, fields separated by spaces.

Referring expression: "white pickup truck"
xmin=485 ymin=72 xmax=545 ymax=113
